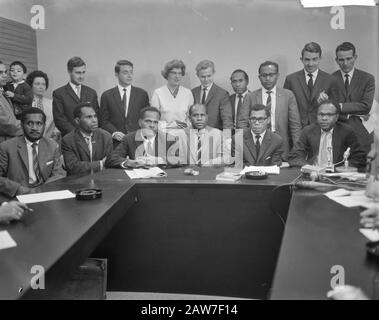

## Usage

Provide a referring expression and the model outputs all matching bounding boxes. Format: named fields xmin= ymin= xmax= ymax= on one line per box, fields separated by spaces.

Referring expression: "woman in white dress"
xmin=26 ymin=70 xmax=60 ymax=141
xmin=151 ymin=59 xmax=194 ymax=129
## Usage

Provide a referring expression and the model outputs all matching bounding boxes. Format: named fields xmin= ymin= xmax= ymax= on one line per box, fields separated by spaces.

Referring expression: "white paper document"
xmin=124 ymin=167 xmax=167 ymax=179
xmin=325 ymin=189 xmax=379 ymax=209
xmin=0 ymin=231 xmax=17 ymax=250
xmin=241 ymin=165 xmax=280 ymax=175
xmin=360 ymin=229 xmax=379 ymax=242
xmin=16 ymin=190 xmax=76 ymax=204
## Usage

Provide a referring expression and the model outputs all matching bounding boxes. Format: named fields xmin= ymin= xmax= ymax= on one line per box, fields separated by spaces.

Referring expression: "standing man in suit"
xmin=0 ymin=61 xmax=22 ymax=143
xmin=100 ymin=60 xmax=149 ymax=145
xmin=240 ymin=61 xmax=301 ymax=160
xmin=53 ymin=57 xmax=99 ymax=137
xmin=333 ymin=42 xmax=375 ymax=155
xmin=0 ymin=108 xmax=65 ymax=198
xmin=234 ymin=104 xmax=283 ymax=166
xmin=192 ymin=60 xmax=233 ymax=130
xmin=288 ymin=100 xmax=366 ymax=170
xmin=284 ymin=42 xmax=338 ymax=127
xmin=106 ymin=107 xmax=179 ymax=168
xmin=61 ymin=102 xmax=113 ymax=176
xmin=229 ymin=69 xmax=250 ymax=129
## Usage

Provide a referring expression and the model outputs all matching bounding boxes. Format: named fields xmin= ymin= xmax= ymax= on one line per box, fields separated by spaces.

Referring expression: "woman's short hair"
xmin=161 ymin=59 xmax=186 ymax=80
xmin=26 ymin=70 xmax=49 ymax=90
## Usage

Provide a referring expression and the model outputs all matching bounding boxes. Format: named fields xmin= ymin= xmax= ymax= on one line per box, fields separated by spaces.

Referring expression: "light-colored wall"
xmin=1 ymin=0 xmax=378 ymax=101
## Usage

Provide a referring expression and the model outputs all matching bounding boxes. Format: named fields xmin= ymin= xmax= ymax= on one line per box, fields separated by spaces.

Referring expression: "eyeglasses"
xmin=317 ymin=113 xmax=337 ymax=118
xmin=249 ymin=117 xmax=267 ymax=123
xmin=259 ymin=73 xmax=277 ymax=78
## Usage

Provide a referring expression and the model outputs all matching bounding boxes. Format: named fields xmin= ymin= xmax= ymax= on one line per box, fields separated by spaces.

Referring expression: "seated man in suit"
xmin=288 ymin=100 xmax=366 ymax=170
xmin=61 ymin=102 xmax=113 ymax=176
xmin=229 ymin=69 xmax=250 ymax=129
xmin=0 ymin=201 xmax=30 ymax=224
xmin=100 ymin=60 xmax=149 ymax=145
xmin=192 ymin=60 xmax=233 ymax=130
xmin=106 ymin=106 xmax=179 ymax=168
xmin=184 ymin=103 xmax=230 ymax=166
xmin=284 ymin=42 xmax=338 ymax=127
xmin=0 ymin=108 xmax=65 ymax=198
xmin=239 ymin=61 xmax=301 ymax=160
xmin=0 ymin=61 xmax=22 ymax=142
xmin=333 ymin=42 xmax=375 ymax=155
xmin=234 ymin=104 xmax=283 ymax=166
xmin=53 ymin=56 xmax=99 ymax=137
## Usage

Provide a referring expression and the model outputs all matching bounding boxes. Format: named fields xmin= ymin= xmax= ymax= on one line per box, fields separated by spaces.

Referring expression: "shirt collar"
xmin=80 ymin=130 xmax=93 ymax=139
xmin=341 ymin=68 xmax=355 ymax=79
xmin=69 ymin=82 xmax=81 ymax=91
xmin=118 ymin=84 xmax=131 ymax=93
xmin=143 ymin=134 xmax=156 ymax=143
xmin=321 ymin=127 xmax=334 ymax=134
xmin=13 ymin=80 xmax=24 ymax=85
xmin=262 ymin=86 xmax=276 ymax=94
xmin=25 ymin=137 xmax=40 ymax=146
xmin=304 ymin=69 xmax=319 ymax=79
xmin=202 ymin=82 xmax=213 ymax=92
xmin=251 ymin=130 xmax=266 ymax=140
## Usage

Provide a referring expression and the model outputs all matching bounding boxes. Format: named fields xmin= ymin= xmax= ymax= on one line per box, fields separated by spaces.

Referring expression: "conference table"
xmin=0 ymin=166 xmax=377 ymax=300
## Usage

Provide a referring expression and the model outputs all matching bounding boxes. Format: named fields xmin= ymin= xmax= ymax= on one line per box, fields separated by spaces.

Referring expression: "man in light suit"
xmin=100 ymin=60 xmax=149 ymax=146
xmin=61 ymin=102 xmax=113 ymax=176
xmin=239 ymin=61 xmax=301 ymax=160
xmin=234 ymin=104 xmax=283 ymax=166
xmin=288 ymin=100 xmax=366 ymax=170
xmin=106 ymin=107 xmax=179 ymax=168
xmin=283 ymin=42 xmax=338 ymax=127
xmin=0 ymin=108 xmax=65 ymax=198
xmin=192 ymin=60 xmax=233 ymax=130
xmin=184 ymin=104 xmax=230 ymax=166
xmin=53 ymin=57 xmax=99 ymax=137
xmin=229 ymin=69 xmax=250 ymax=129
xmin=333 ymin=42 xmax=375 ymax=155
xmin=0 ymin=61 xmax=22 ymax=143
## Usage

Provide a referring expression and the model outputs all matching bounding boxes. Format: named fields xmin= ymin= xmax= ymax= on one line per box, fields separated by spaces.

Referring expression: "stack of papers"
xmin=240 ymin=165 xmax=280 ymax=175
xmin=124 ymin=167 xmax=167 ymax=179
xmin=16 ymin=190 xmax=76 ymax=204
xmin=216 ymin=171 xmax=242 ymax=182
xmin=0 ymin=231 xmax=17 ymax=250
xmin=325 ymin=189 xmax=379 ymax=209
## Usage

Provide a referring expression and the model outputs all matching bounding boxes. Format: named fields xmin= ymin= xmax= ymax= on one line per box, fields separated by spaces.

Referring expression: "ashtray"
xmin=245 ymin=171 xmax=268 ymax=180
xmin=75 ymin=188 xmax=102 ymax=200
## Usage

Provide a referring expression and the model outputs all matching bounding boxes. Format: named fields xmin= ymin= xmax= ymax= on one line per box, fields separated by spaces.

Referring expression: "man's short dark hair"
xmin=258 ymin=61 xmax=279 ymax=74
xmin=318 ymin=99 xmax=341 ymax=114
xmin=115 ymin=60 xmax=134 ymax=73
xmin=67 ymin=57 xmax=86 ymax=72
xmin=26 ymin=70 xmax=49 ymax=90
xmin=230 ymin=69 xmax=249 ymax=83
xmin=301 ymin=42 xmax=322 ymax=57
xmin=10 ymin=61 xmax=27 ymax=74
xmin=139 ymin=106 xmax=161 ymax=120
xmin=336 ymin=42 xmax=356 ymax=56
xmin=21 ymin=107 xmax=46 ymax=123
xmin=73 ymin=102 xmax=95 ymax=119
xmin=249 ymin=104 xmax=270 ymax=118
xmin=188 ymin=103 xmax=207 ymax=116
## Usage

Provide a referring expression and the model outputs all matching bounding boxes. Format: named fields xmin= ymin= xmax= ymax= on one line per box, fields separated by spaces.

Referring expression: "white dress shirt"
xmin=118 ymin=84 xmax=131 ymax=117
xmin=25 ymin=138 xmax=39 ymax=184
xmin=261 ymin=86 xmax=277 ymax=131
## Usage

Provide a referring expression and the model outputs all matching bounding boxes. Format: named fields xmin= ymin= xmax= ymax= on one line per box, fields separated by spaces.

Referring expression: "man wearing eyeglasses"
xmin=234 ymin=104 xmax=283 ymax=166
xmin=288 ymin=100 xmax=366 ymax=169
xmin=239 ymin=61 xmax=301 ymax=161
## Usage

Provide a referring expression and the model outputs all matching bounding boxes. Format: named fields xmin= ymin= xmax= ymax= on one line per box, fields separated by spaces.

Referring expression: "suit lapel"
xmin=205 ymin=84 xmax=215 ymax=106
xmin=275 ymin=90 xmax=283 ymax=130
xmin=65 ymin=83 xmax=81 ymax=103
xmin=230 ymin=94 xmax=236 ymax=120
xmin=75 ymin=130 xmax=91 ymax=159
xmin=244 ymin=130 xmax=257 ymax=161
xmin=347 ymin=70 xmax=359 ymax=97
xmin=257 ymin=131 xmax=272 ymax=163
xmin=37 ymin=138 xmax=50 ymax=181
xmin=311 ymin=71 xmax=324 ymax=101
xmin=335 ymin=71 xmax=347 ymax=100
xmin=112 ymin=86 xmax=124 ymax=116
xmin=127 ymin=86 xmax=136 ymax=118
xmin=17 ymin=137 xmax=29 ymax=173
xmin=297 ymin=71 xmax=309 ymax=101
xmin=332 ymin=126 xmax=342 ymax=163
xmin=311 ymin=126 xmax=322 ymax=160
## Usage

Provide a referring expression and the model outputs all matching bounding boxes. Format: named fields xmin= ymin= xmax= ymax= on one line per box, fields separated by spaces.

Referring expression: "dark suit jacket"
xmin=0 ymin=136 xmax=65 ymax=197
xmin=332 ymin=68 xmax=375 ymax=151
xmin=283 ymin=69 xmax=338 ymax=127
xmin=0 ymin=93 xmax=22 ymax=142
xmin=61 ymin=128 xmax=113 ymax=175
xmin=233 ymin=129 xmax=283 ymax=166
xmin=229 ymin=92 xmax=250 ymax=129
xmin=288 ymin=122 xmax=366 ymax=169
xmin=238 ymin=88 xmax=301 ymax=160
xmin=100 ymin=86 xmax=149 ymax=135
xmin=4 ymin=82 xmax=33 ymax=117
xmin=106 ymin=130 xmax=177 ymax=168
xmin=53 ymin=83 xmax=99 ymax=137
xmin=192 ymin=84 xmax=233 ymax=129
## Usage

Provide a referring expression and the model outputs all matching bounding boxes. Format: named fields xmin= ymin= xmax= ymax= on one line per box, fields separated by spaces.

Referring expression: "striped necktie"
xmin=31 ymin=142 xmax=41 ymax=185
xmin=196 ymin=133 xmax=202 ymax=165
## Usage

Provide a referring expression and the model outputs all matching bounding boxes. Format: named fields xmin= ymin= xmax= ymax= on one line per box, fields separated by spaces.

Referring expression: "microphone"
xmin=343 ymin=147 xmax=351 ymax=167
xmin=335 ymin=147 xmax=357 ymax=173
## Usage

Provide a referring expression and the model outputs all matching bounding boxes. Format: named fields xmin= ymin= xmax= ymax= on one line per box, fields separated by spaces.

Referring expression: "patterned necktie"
xmin=255 ymin=134 xmax=261 ymax=158
xmin=85 ymin=136 xmax=93 ymax=161
xmin=31 ymin=142 xmax=41 ymax=185
xmin=146 ymin=140 xmax=154 ymax=156
xmin=266 ymin=91 xmax=272 ymax=130
xmin=319 ymin=131 xmax=332 ymax=167
xmin=196 ymin=133 xmax=202 ymax=165
xmin=344 ymin=74 xmax=349 ymax=93
xmin=236 ymin=94 xmax=243 ymax=126
xmin=307 ymin=73 xmax=313 ymax=96
xmin=201 ymin=87 xmax=207 ymax=104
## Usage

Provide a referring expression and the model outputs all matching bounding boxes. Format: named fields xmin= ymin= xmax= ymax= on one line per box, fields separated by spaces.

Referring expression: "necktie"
xmin=255 ymin=134 xmax=261 ymax=158
xmin=307 ymin=73 xmax=313 ymax=96
xmin=236 ymin=94 xmax=243 ymax=126
xmin=122 ymin=88 xmax=127 ymax=116
xmin=146 ymin=140 xmax=154 ymax=156
xmin=344 ymin=74 xmax=349 ymax=93
xmin=196 ymin=133 xmax=202 ymax=165
xmin=266 ymin=91 xmax=272 ymax=130
xmin=85 ymin=136 xmax=93 ymax=161
xmin=201 ymin=87 xmax=207 ymax=105
xmin=318 ymin=131 xmax=332 ymax=167
xmin=31 ymin=142 xmax=41 ymax=185
xmin=75 ymin=85 xmax=81 ymax=98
